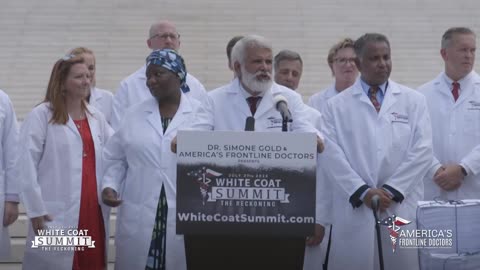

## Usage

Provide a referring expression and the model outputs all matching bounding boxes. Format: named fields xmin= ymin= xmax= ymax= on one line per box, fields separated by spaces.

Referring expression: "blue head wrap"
xmin=146 ymin=49 xmax=190 ymax=93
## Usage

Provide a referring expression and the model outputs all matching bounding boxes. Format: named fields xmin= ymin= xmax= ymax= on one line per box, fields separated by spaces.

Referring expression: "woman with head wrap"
xmin=101 ymin=49 xmax=200 ymax=270
xmin=19 ymin=54 xmax=112 ymax=269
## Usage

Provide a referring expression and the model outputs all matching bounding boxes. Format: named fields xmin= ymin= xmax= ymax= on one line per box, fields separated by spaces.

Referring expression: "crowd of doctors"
xmin=0 ymin=20 xmax=478 ymax=270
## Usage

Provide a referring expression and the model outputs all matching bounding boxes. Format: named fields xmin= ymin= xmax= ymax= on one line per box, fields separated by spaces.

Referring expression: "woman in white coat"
xmin=0 ymin=89 xmax=19 ymax=259
xmin=19 ymin=54 xmax=112 ymax=270
xmin=102 ymin=49 xmax=199 ymax=270
xmin=70 ymin=47 xmax=114 ymax=124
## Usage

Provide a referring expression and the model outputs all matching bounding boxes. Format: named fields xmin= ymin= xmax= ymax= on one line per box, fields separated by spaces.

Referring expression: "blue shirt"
xmin=360 ymin=78 xmax=388 ymax=106
xmin=358 ymin=79 xmax=391 ymax=201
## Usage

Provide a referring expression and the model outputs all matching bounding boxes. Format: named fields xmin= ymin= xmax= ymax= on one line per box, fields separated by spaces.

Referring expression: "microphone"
xmin=273 ymin=95 xmax=292 ymax=122
xmin=245 ymin=116 xmax=255 ymax=131
xmin=371 ymin=195 xmax=380 ymax=212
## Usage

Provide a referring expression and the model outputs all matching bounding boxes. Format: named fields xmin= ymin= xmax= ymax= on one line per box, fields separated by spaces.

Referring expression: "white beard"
xmin=240 ymin=66 xmax=273 ymax=94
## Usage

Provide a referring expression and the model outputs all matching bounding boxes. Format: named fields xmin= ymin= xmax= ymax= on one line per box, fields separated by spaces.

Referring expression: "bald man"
xmin=111 ymin=20 xmax=207 ymax=130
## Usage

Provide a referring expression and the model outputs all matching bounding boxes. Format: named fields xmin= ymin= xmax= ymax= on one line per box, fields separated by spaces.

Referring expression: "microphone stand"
xmin=372 ymin=197 xmax=385 ymax=270
xmin=281 ymin=115 xmax=292 ymax=132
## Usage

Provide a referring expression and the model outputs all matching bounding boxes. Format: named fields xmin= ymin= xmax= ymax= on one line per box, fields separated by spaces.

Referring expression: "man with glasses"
xmin=111 ymin=20 xmax=207 ymax=130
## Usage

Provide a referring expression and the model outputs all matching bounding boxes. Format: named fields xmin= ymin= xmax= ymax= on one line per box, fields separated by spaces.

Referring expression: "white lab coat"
xmin=19 ymin=103 xmax=112 ymax=270
xmin=90 ymin=87 xmax=113 ymax=124
xmin=419 ymin=71 xmax=480 ymax=200
xmin=102 ymin=94 xmax=199 ymax=270
xmin=303 ymin=85 xmax=338 ymax=270
xmin=0 ymin=90 xmax=19 ymax=259
xmin=320 ymin=78 xmax=432 ymax=270
xmin=111 ymin=65 xmax=207 ymax=130
xmin=308 ymin=84 xmax=339 ymax=112
xmin=192 ymin=78 xmax=319 ymax=135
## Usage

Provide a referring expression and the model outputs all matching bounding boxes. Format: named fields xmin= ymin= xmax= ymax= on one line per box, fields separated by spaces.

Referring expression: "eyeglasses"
xmin=150 ymin=33 xmax=180 ymax=41
xmin=334 ymin=57 xmax=356 ymax=65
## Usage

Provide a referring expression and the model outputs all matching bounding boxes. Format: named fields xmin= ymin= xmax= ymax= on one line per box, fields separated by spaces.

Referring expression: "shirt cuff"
xmin=349 ymin=184 xmax=370 ymax=208
xmin=360 ymin=188 xmax=370 ymax=201
xmin=460 ymin=162 xmax=473 ymax=176
xmin=5 ymin=193 xmax=20 ymax=203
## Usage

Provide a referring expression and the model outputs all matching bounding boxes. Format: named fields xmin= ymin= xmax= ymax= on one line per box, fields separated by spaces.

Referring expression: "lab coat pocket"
xmin=391 ymin=122 xmax=411 ymax=150
xmin=116 ymin=201 xmax=140 ymax=239
xmin=464 ymin=113 xmax=480 ymax=136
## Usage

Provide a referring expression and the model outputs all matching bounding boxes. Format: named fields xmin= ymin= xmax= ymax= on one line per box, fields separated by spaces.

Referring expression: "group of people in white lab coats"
xmin=0 ymin=22 xmax=478 ymax=270
xmin=272 ymin=28 xmax=478 ymax=270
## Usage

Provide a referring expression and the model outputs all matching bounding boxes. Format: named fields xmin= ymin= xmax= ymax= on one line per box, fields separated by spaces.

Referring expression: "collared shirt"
xmin=442 ymin=71 xmax=474 ymax=95
xmin=238 ymin=80 xmax=265 ymax=107
xmin=358 ymin=79 xmax=390 ymax=201
xmin=360 ymin=78 xmax=388 ymax=106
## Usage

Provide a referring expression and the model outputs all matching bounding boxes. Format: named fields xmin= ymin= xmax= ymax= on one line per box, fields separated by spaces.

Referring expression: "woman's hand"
xmin=102 ymin=187 xmax=123 ymax=207
xmin=31 ymin=215 xmax=53 ymax=235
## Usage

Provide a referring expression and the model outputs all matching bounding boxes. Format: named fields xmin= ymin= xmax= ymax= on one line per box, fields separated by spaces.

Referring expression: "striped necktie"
xmin=368 ymin=86 xmax=381 ymax=112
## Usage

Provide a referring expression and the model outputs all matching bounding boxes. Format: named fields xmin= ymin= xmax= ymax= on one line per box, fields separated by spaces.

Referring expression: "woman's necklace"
xmin=74 ymin=119 xmax=87 ymax=158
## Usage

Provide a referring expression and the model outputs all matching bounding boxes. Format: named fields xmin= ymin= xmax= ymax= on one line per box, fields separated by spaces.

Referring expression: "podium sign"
xmin=176 ymin=130 xmax=317 ymax=236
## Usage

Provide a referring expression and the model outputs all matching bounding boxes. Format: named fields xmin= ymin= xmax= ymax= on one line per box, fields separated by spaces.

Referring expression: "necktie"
xmin=247 ymin=96 xmax=261 ymax=115
xmin=368 ymin=86 xmax=381 ymax=112
xmin=452 ymin=82 xmax=460 ymax=102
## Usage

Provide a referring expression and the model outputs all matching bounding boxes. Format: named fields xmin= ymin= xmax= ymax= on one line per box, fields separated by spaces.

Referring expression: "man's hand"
xmin=31 ymin=215 xmax=53 ymax=235
xmin=434 ymin=164 xmax=464 ymax=191
xmin=317 ymin=136 xmax=325 ymax=153
xmin=102 ymin=187 xmax=123 ymax=207
xmin=171 ymin=136 xmax=177 ymax=153
xmin=306 ymin=223 xmax=325 ymax=246
xmin=364 ymin=188 xmax=392 ymax=212
xmin=3 ymin=201 xmax=19 ymax=227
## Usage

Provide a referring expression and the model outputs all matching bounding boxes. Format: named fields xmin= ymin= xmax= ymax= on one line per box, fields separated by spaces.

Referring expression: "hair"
xmin=354 ymin=33 xmax=390 ymax=60
xmin=69 ymin=46 xmax=97 ymax=89
xmin=226 ymin=35 xmax=244 ymax=64
xmin=274 ymin=50 xmax=303 ymax=71
xmin=327 ymin=38 xmax=355 ymax=69
xmin=44 ymin=55 xmax=89 ymax=124
xmin=69 ymin=47 xmax=95 ymax=64
xmin=149 ymin=21 xmax=178 ymax=38
xmin=231 ymin=34 xmax=273 ymax=67
xmin=441 ymin=27 xmax=476 ymax=49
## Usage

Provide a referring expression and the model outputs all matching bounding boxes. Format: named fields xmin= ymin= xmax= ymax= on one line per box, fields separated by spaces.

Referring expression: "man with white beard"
xmin=184 ymin=35 xmax=324 ymax=270
xmin=191 ymin=35 xmax=324 ymax=140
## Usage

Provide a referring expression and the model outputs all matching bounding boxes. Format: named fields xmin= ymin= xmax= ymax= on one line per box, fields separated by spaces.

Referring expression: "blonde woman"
xmin=70 ymin=47 xmax=113 ymax=124
xmin=19 ymin=54 xmax=112 ymax=269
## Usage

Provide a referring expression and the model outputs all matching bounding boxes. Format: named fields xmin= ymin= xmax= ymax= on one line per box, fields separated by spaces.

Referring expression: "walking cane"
xmin=371 ymin=195 xmax=385 ymax=270
xmin=322 ymin=225 xmax=332 ymax=270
